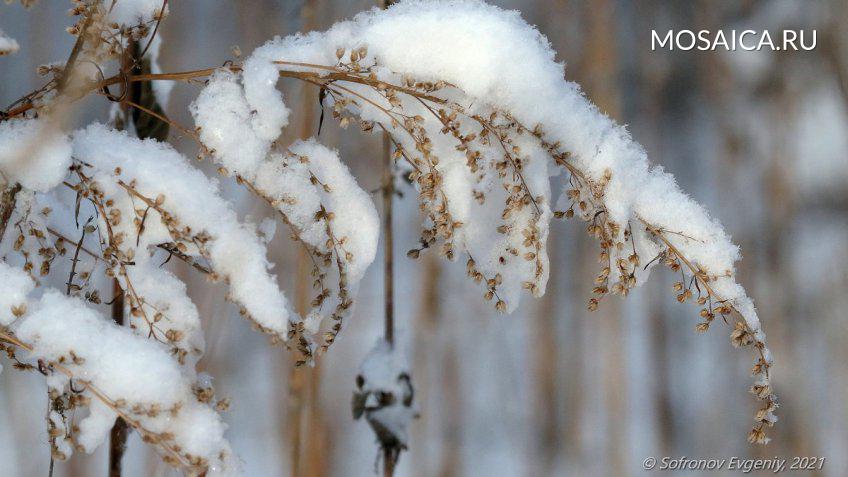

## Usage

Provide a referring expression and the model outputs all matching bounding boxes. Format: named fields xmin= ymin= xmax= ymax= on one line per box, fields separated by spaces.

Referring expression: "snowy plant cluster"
xmin=191 ymin=70 xmax=380 ymax=360
xmin=0 ymin=3 xmax=246 ymax=474
xmin=0 ymin=0 xmax=776 ymax=474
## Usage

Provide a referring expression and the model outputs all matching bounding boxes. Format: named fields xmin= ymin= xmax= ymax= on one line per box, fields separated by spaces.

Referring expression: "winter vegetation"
xmin=0 ymin=0 xmax=800 ymax=475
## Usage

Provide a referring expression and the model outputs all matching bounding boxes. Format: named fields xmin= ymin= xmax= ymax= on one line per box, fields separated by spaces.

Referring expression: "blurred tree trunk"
xmin=285 ymin=3 xmax=331 ymax=476
xmin=577 ymin=0 xmax=625 ymax=474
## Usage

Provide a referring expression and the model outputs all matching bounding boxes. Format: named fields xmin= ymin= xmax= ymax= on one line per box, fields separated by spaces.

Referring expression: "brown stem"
xmin=108 ymin=278 xmax=128 ymax=477
xmin=383 ymin=448 xmax=397 ymax=477
xmin=288 ymin=24 xmax=315 ymax=470
xmin=378 ymin=2 xmax=399 ymax=472
xmin=3 ymin=63 xmax=446 ymax=122
xmin=379 ymin=2 xmax=399 ymax=474
xmin=55 ymin=4 xmax=96 ymax=92
xmin=272 ymin=61 xmax=445 ymax=104
xmin=108 ymin=38 xmax=141 ymax=477
xmin=107 ymin=417 xmax=128 ymax=477
xmin=0 ymin=183 xmax=21 ymax=242
xmin=382 ymin=131 xmax=394 ymax=347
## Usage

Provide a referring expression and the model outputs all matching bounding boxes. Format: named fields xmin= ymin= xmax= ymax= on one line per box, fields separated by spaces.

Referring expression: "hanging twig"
xmin=376 ymin=4 xmax=398 ymax=477
xmin=382 ymin=121 xmax=394 ymax=348
xmin=66 ymin=218 xmax=93 ymax=295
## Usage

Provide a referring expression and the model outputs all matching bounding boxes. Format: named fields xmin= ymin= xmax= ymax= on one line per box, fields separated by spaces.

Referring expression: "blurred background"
xmin=1 ymin=0 xmax=847 ymax=475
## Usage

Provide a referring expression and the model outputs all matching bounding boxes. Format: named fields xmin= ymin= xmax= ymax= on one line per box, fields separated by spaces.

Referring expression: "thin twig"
xmin=639 ymin=218 xmax=770 ymax=381
xmin=66 ymin=218 xmax=92 ymax=295
xmin=382 ymin=120 xmax=394 ymax=347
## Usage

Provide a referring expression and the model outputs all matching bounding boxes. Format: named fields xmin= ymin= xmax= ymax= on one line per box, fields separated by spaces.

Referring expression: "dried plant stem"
xmin=640 ymin=220 xmax=770 ymax=375
xmin=118 ymin=98 xmax=197 ymax=142
xmin=0 ymin=184 xmax=21 ymax=242
xmin=49 ymin=195 xmax=211 ymax=276
xmin=108 ymin=392 xmax=129 ymax=477
xmin=3 ymin=63 xmax=444 ymax=122
xmin=652 ymin=224 xmax=773 ymax=437
xmin=378 ymin=3 xmax=398 ymax=474
xmin=383 ymin=449 xmax=396 ymax=477
xmin=640 ymin=219 xmax=773 ymax=437
xmin=382 ymin=130 xmax=394 ymax=347
xmin=287 ymin=321 xmax=306 ymax=477
xmin=559 ymin=150 xmax=754 ymax=326
xmin=108 ymin=42 xmax=140 ymax=476
xmin=273 ymin=61 xmax=445 ymax=103
xmin=55 ymin=3 xmax=96 ymax=92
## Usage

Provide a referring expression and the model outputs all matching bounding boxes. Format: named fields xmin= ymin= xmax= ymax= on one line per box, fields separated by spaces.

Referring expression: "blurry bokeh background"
xmin=2 ymin=0 xmax=847 ymax=475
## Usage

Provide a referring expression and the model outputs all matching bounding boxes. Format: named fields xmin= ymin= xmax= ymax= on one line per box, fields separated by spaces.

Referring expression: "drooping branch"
xmin=0 ymin=329 xmax=199 ymax=473
xmin=382 ymin=118 xmax=395 ymax=348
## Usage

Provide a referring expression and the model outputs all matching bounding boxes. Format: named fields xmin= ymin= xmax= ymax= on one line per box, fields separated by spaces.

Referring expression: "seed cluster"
xmin=69 ymin=163 xmax=210 ymax=364
xmin=10 ymin=200 xmax=60 ymax=283
xmin=8 ymin=1 xmax=168 ymax=112
xmin=67 ymin=0 xmax=166 ymax=59
xmin=556 ymin=168 xmax=641 ymax=308
xmin=321 ymin=51 xmax=551 ymax=312
xmin=542 ymin=128 xmax=777 ymax=444
xmin=236 ymin=151 xmax=356 ymax=364
xmin=298 ymin=54 xmax=776 ymax=442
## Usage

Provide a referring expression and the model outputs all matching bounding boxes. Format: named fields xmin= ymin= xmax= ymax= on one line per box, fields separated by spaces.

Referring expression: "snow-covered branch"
xmin=188 ymin=0 xmax=775 ymax=445
xmin=0 ymin=0 xmax=779 ymax=473
xmin=0 ymin=262 xmax=234 ymax=474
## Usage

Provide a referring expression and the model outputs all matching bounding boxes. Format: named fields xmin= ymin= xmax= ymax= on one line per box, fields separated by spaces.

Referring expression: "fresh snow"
xmin=0 ymin=262 xmax=235 ymax=475
xmin=72 ymin=124 xmax=294 ymax=337
xmin=0 ymin=118 xmax=72 ymax=192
